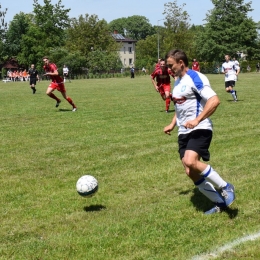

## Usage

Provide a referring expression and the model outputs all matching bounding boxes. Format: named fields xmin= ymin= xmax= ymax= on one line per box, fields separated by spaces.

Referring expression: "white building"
xmin=112 ymin=31 xmax=137 ymax=68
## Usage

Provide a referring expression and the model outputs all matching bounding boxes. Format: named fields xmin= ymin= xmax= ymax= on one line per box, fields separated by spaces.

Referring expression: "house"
xmin=112 ymin=30 xmax=137 ymax=68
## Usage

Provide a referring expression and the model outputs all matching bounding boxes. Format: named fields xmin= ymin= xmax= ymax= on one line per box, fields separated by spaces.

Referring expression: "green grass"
xmin=0 ymin=73 xmax=260 ymax=260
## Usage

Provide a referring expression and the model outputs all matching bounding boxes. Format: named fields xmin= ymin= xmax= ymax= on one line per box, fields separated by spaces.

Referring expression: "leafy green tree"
xmin=109 ymin=15 xmax=155 ymax=40
xmin=108 ymin=18 xmax=127 ymax=36
xmin=135 ymin=34 xmax=158 ymax=68
xmin=195 ymin=0 xmax=258 ymax=61
xmin=3 ymin=12 xmax=31 ymax=57
xmin=18 ymin=0 xmax=70 ymax=67
xmin=0 ymin=4 xmax=8 ymax=59
xmin=66 ymin=14 xmax=118 ymax=58
xmin=87 ymin=48 xmax=122 ymax=73
xmin=48 ymin=47 xmax=87 ymax=75
xmin=161 ymin=1 xmax=194 ymax=58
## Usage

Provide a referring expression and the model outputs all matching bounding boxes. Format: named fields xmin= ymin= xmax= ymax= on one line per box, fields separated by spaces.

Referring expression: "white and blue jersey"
xmin=222 ymin=61 xmax=238 ymax=81
xmin=172 ymin=69 xmax=217 ymax=135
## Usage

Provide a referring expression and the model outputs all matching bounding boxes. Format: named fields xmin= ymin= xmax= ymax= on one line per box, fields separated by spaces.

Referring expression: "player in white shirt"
xmin=62 ymin=65 xmax=70 ymax=83
xmin=222 ymin=55 xmax=239 ymax=101
xmin=164 ymin=49 xmax=236 ymax=215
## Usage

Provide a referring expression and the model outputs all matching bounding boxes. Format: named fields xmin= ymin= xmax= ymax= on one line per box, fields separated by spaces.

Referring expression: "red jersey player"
xmin=150 ymin=59 xmax=175 ymax=113
xmin=192 ymin=58 xmax=200 ymax=72
xmin=42 ymin=57 xmax=77 ymax=111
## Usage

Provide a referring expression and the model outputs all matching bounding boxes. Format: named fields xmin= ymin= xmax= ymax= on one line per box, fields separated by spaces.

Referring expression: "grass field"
xmin=1 ymin=73 xmax=260 ymax=260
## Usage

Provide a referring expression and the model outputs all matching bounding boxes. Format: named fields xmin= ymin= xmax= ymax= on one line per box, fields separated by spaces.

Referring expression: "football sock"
xmin=195 ymin=178 xmax=225 ymax=206
xmin=66 ymin=96 xmax=76 ymax=108
xmin=230 ymin=90 xmax=236 ymax=99
xmin=201 ymin=165 xmax=227 ymax=189
xmin=49 ymin=93 xmax=60 ymax=102
xmin=166 ymin=97 xmax=171 ymax=111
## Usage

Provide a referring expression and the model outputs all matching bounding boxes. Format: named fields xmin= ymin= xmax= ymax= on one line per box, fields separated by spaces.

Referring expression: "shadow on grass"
xmin=58 ymin=109 xmax=73 ymax=112
xmin=83 ymin=204 xmax=106 ymax=212
xmin=188 ymin=188 xmax=238 ymax=219
xmin=160 ymin=109 xmax=175 ymax=113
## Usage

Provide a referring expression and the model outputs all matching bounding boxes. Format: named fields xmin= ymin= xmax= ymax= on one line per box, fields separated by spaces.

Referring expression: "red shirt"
xmin=192 ymin=61 xmax=200 ymax=71
xmin=150 ymin=67 xmax=174 ymax=86
xmin=43 ymin=63 xmax=63 ymax=83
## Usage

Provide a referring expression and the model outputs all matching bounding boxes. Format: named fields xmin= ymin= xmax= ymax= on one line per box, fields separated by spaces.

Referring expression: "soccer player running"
xmin=222 ymin=54 xmax=239 ymax=102
xmin=164 ymin=49 xmax=235 ymax=214
xmin=150 ymin=59 xmax=175 ymax=113
xmin=28 ymin=64 xmax=39 ymax=94
xmin=43 ymin=57 xmax=77 ymax=111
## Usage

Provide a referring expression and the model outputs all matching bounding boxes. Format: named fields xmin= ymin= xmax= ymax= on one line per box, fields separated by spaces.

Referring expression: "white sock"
xmin=195 ymin=178 xmax=225 ymax=206
xmin=201 ymin=165 xmax=227 ymax=189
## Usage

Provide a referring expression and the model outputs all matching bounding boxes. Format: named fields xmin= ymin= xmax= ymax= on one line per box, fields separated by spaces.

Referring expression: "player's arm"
xmin=44 ymin=69 xmax=58 ymax=76
xmin=150 ymin=74 xmax=159 ymax=91
xmin=183 ymin=94 xmax=220 ymax=129
xmin=164 ymin=113 xmax=177 ymax=135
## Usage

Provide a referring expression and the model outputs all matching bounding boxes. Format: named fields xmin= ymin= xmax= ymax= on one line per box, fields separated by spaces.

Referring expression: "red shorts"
xmin=49 ymin=82 xmax=66 ymax=93
xmin=158 ymin=84 xmax=171 ymax=96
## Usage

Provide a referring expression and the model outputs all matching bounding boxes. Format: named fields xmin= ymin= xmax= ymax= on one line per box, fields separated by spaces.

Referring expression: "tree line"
xmin=0 ymin=0 xmax=259 ymax=75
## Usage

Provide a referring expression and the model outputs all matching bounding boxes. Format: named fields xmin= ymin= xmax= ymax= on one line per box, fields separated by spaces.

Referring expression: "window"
xmin=129 ymin=59 xmax=132 ymax=65
xmin=124 ymin=47 xmax=126 ymax=54
xmin=128 ymin=47 xmax=132 ymax=53
xmin=124 ymin=59 xmax=126 ymax=66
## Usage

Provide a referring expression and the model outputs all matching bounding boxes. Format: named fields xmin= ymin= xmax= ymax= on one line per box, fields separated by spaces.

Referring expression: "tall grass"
xmin=0 ymin=73 xmax=260 ymax=260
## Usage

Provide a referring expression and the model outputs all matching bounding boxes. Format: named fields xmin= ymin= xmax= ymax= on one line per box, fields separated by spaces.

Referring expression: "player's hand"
xmin=164 ymin=124 xmax=174 ymax=135
xmin=183 ymin=119 xmax=199 ymax=129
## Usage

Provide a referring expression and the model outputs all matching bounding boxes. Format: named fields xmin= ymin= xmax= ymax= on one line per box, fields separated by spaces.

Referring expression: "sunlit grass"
xmin=0 ymin=73 xmax=260 ymax=259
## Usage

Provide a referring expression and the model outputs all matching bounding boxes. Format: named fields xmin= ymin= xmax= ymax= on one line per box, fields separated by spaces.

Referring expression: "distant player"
xmin=63 ymin=65 xmax=70 ymax=82
xmin=150 ymin=59 xmax=175 ymax=113
xmin=192 ymin=58 xmax=200 ymax=72
xmin=28 ymin=64 xmax=39 ymax=94
xmin=43 ymin=57 xmax=77 ymax=111
xmin=222 ymin=55 xmax=239 ymax=102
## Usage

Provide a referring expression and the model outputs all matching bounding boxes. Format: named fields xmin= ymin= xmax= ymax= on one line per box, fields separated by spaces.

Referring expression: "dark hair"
xmin=42 ymin=56 xmax=49 ymax=60
xmin=165 ymin=49 xmax=189 ymax=67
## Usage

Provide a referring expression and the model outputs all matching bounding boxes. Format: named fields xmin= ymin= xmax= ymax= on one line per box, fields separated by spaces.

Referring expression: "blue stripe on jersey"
xmin=187 ymin=69 xmax=203 ymax=91
xmin=187 ymin=69 xmax=203 ymax=117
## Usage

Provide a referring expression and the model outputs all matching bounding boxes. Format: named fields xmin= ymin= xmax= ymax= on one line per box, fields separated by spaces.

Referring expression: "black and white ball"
xmin=76 ymin=175 xmax=98 ymax=197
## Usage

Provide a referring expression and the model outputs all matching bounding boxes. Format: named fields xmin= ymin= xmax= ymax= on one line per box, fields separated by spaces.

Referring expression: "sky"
xmin=1 ymin=0 xmax=260 ymax=26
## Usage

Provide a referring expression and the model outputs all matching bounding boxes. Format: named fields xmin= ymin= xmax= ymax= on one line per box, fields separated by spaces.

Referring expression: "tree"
xmin=109 ymin=16 xmax=155 ymax=40
xmin=195 ymin=0 xmax=258 ymax=61
xmin=135 ymin=34 xmax=158 ymax=69
xmin=0 ymin=4 xmax=8 ymax=59
xmin=66 ymin=14 xmax=121 ymax=72
xmin=18 ymin=0 xmax=70 ymax=67
xmin=3 ymin=12 xmax=31 ymax=57
xmin=161 ymin=1 xmax=194 ymax=58
xmin=108 ymin=18 xmax=127 ymax=36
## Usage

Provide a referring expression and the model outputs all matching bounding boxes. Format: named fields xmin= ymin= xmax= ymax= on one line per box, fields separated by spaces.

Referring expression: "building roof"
xmin=111 ymin=31 xmax=137 ymax=43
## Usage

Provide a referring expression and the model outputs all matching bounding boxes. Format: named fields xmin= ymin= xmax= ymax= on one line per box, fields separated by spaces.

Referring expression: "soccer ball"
xmin=76 ymin=175 xmax=98 ymax=197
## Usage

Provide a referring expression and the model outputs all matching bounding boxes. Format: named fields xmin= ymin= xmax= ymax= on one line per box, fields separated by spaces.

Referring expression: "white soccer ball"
xmin=76 ymin=175 xmax=98 ymax=197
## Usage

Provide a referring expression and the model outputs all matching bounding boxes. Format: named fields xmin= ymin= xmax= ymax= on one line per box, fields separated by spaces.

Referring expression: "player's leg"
xmin=164 ymin=84 xmax=171 ymax=112
xmin=179 ymin=130 xmax=235 ymax=214
xmin=60 ymin=89 xmax=77 ymax=111
xmin=31 ymin=79 xmax=37 ymax=94
xmin=46 ymin=84 xmax=61 ymax=107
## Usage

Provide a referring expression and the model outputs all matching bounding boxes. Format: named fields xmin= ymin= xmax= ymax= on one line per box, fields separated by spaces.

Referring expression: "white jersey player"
xmin=222 ymin=55 xmax=239 ymax=101
xmin=164 ymin=49 xmax=236 ymax=215
xmin=172 ymin=70 xmax=216 ymax=135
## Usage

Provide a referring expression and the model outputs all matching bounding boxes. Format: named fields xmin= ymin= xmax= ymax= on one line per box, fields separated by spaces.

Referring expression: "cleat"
xmin=33 ymin=89 xmax=36 ymax=94
xmin=204 ymin=205 xmax=222 ymax=215
xmin=221 ymin=183 xmax=235 ymax=207
xmin=72 ymin=107 xmax=77 ymax=112
xmin=55 ymin=100 xmax=61 ymax=107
